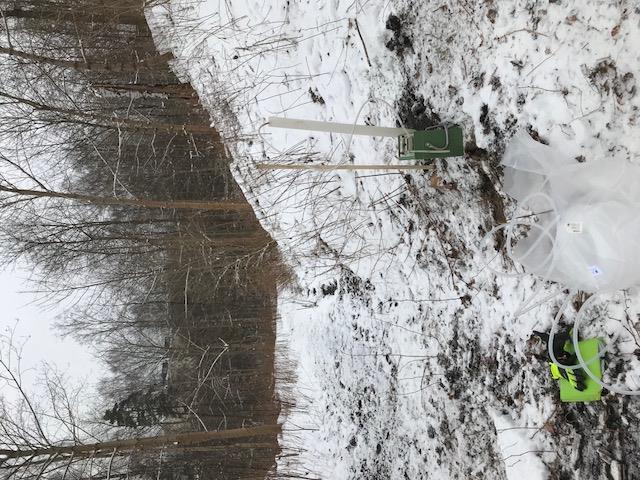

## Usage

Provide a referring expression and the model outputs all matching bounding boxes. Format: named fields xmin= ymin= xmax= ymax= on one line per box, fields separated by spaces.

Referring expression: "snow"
xmin=492 ymin=409 xmax=548 ymax=480
xmin=147 ymin=1 xmax=640 ymax=478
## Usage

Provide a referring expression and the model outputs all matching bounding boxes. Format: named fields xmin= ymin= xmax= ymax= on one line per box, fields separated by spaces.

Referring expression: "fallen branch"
xmin=352 ymin=18 xmax=372 ymax=68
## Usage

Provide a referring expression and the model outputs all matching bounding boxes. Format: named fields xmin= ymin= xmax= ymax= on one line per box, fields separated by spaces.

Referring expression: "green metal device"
xmin=398 ymin=125 xmax=465 ymax=161
xmin=266 ymin=117 xmax=466 ymax=169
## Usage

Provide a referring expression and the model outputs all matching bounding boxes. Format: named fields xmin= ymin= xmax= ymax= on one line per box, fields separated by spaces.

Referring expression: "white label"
xmin=588 ymin=265 xmax=603 ymax=277
xmin=566 ymin=222 xmax=583 ymax=234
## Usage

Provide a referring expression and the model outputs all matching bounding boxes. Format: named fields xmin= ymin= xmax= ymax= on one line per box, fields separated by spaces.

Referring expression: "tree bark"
xmin=0 ymin=46 xmax=172 ymax=73
xmin=91 ymin=82 xmax=194 ymax=99
xmin=0 ymin=425 xmax=281 ymax=459
xmin=2 ymin=7 xmax=149 ymax=27
xmin=0 ymin=89 xmax=215 ymax=135
xmin=0 ymin=185 xmax=252 ymax=212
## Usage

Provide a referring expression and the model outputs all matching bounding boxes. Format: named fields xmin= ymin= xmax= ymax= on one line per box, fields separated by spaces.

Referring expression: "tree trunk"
xmin=0 ymin=185 xmax=252 ymax=212
xmin=0 ymin=425 xmax=281 ymax=459
xmin=0 ymin=46 xmax=172 ymax=73
xmin=0 ymin=89 xmax=216 ymax=135
xmin=2 ymin=7 xmax=149 ymax=27
xmin=91 ymin=82 xmax=194 ymax=100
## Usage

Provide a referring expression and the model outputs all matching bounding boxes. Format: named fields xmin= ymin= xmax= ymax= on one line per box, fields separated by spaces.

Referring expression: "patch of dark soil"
xmin=438 ymin=323 xmax=485 ymax=402
xmin=385 ymin=13 xmax=413 ymax=56
xmin=615 ymin=72 xmax=637 ymax=101
xmin=479 ymin=104 xmax=491 ymax=135
xmin=548 ymin=394 xmax=640 ymax=479
xmin=571 ymin=291 xmax=590 ymax=312
xmin=588 ymin=59 xmax=618 ymax=94
xmin=489 ymin=75 xmax=501 ymax=91
xmin=464 ymin=138 xmax=489 ymax=161
xmin=339 ymin=268 xmax=374 ymax=299
xmin=309 ymin=86 xmax=325 ymax=104
xmin=556 ymin=470 xmax=574 ymax=480
xmin=396 ymin=85 xmax=441 ymax=129
xmin=477 ymin=164 xmax=506 ymax=228
xmin=321 ymin=281 xmax=338 ymax=296
xmin=511 ymin=59 xmax=525 ymax=72
xmin=586 ymin=58 xmax=637 ymax=102
xmin=471 ymin=72 xmax=486 ymax=90
xmin=526 ymin=126 xmax=549 ymax=144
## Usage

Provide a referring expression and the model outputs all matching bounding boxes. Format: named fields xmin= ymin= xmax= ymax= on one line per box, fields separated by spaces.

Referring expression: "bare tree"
xmin=0 ymin=182 xmax=252 ymax=212
xmin=0 ymin=331 xmax=281 ymax=480
xmin=0 ymin=1 xmax=286 ymax=477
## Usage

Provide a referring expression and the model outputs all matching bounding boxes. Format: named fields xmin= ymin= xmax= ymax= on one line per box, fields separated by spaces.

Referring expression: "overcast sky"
xmin=0 ymin=264 xmax=100 ymax=407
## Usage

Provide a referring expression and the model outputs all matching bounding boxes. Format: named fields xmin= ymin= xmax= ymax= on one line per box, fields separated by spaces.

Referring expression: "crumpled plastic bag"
xmin=501 ymin=131 xmax=640 ymax=293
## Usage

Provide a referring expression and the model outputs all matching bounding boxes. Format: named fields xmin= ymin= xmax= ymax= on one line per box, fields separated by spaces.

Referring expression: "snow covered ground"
xmin=148 ymin=1 xmax=640 ymax=478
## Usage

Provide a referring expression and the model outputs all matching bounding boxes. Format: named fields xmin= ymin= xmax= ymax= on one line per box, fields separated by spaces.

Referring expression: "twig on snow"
xmin=495 ymin=28 xmax=550 ymax=42
xmin=526 ymin=46 xmax=561 ymax=77
xmin=352 ymin=18 xmax=372 ymax=68
xmin=501 ymin=449 xmax=553 ymax=462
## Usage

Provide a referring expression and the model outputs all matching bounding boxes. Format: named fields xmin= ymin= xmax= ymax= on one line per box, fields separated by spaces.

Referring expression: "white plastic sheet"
xmin=502 ymin=131 xmax=640 ymax=293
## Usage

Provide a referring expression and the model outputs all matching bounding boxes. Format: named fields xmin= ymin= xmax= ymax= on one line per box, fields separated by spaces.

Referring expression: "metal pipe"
xmin=268 ymin=117 xmax=413 ymax=138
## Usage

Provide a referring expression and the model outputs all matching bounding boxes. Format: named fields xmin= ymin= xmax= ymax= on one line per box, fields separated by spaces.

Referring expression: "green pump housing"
xmin=398 ymin=125 xmax=465 ymax=161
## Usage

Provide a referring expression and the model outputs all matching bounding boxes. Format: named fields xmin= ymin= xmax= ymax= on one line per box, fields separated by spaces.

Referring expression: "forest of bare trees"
xmin=0 ymin=1 xmax=289 ymax=478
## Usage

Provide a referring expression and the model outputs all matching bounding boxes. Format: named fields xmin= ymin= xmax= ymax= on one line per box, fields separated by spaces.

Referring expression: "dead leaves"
xmin=429 ymin=174 xmax=457 ymax=192
xmin=565 ymin=14 xmax=578 ymax=25
xmin=611 ymin=24 xmax=621 ymax=37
